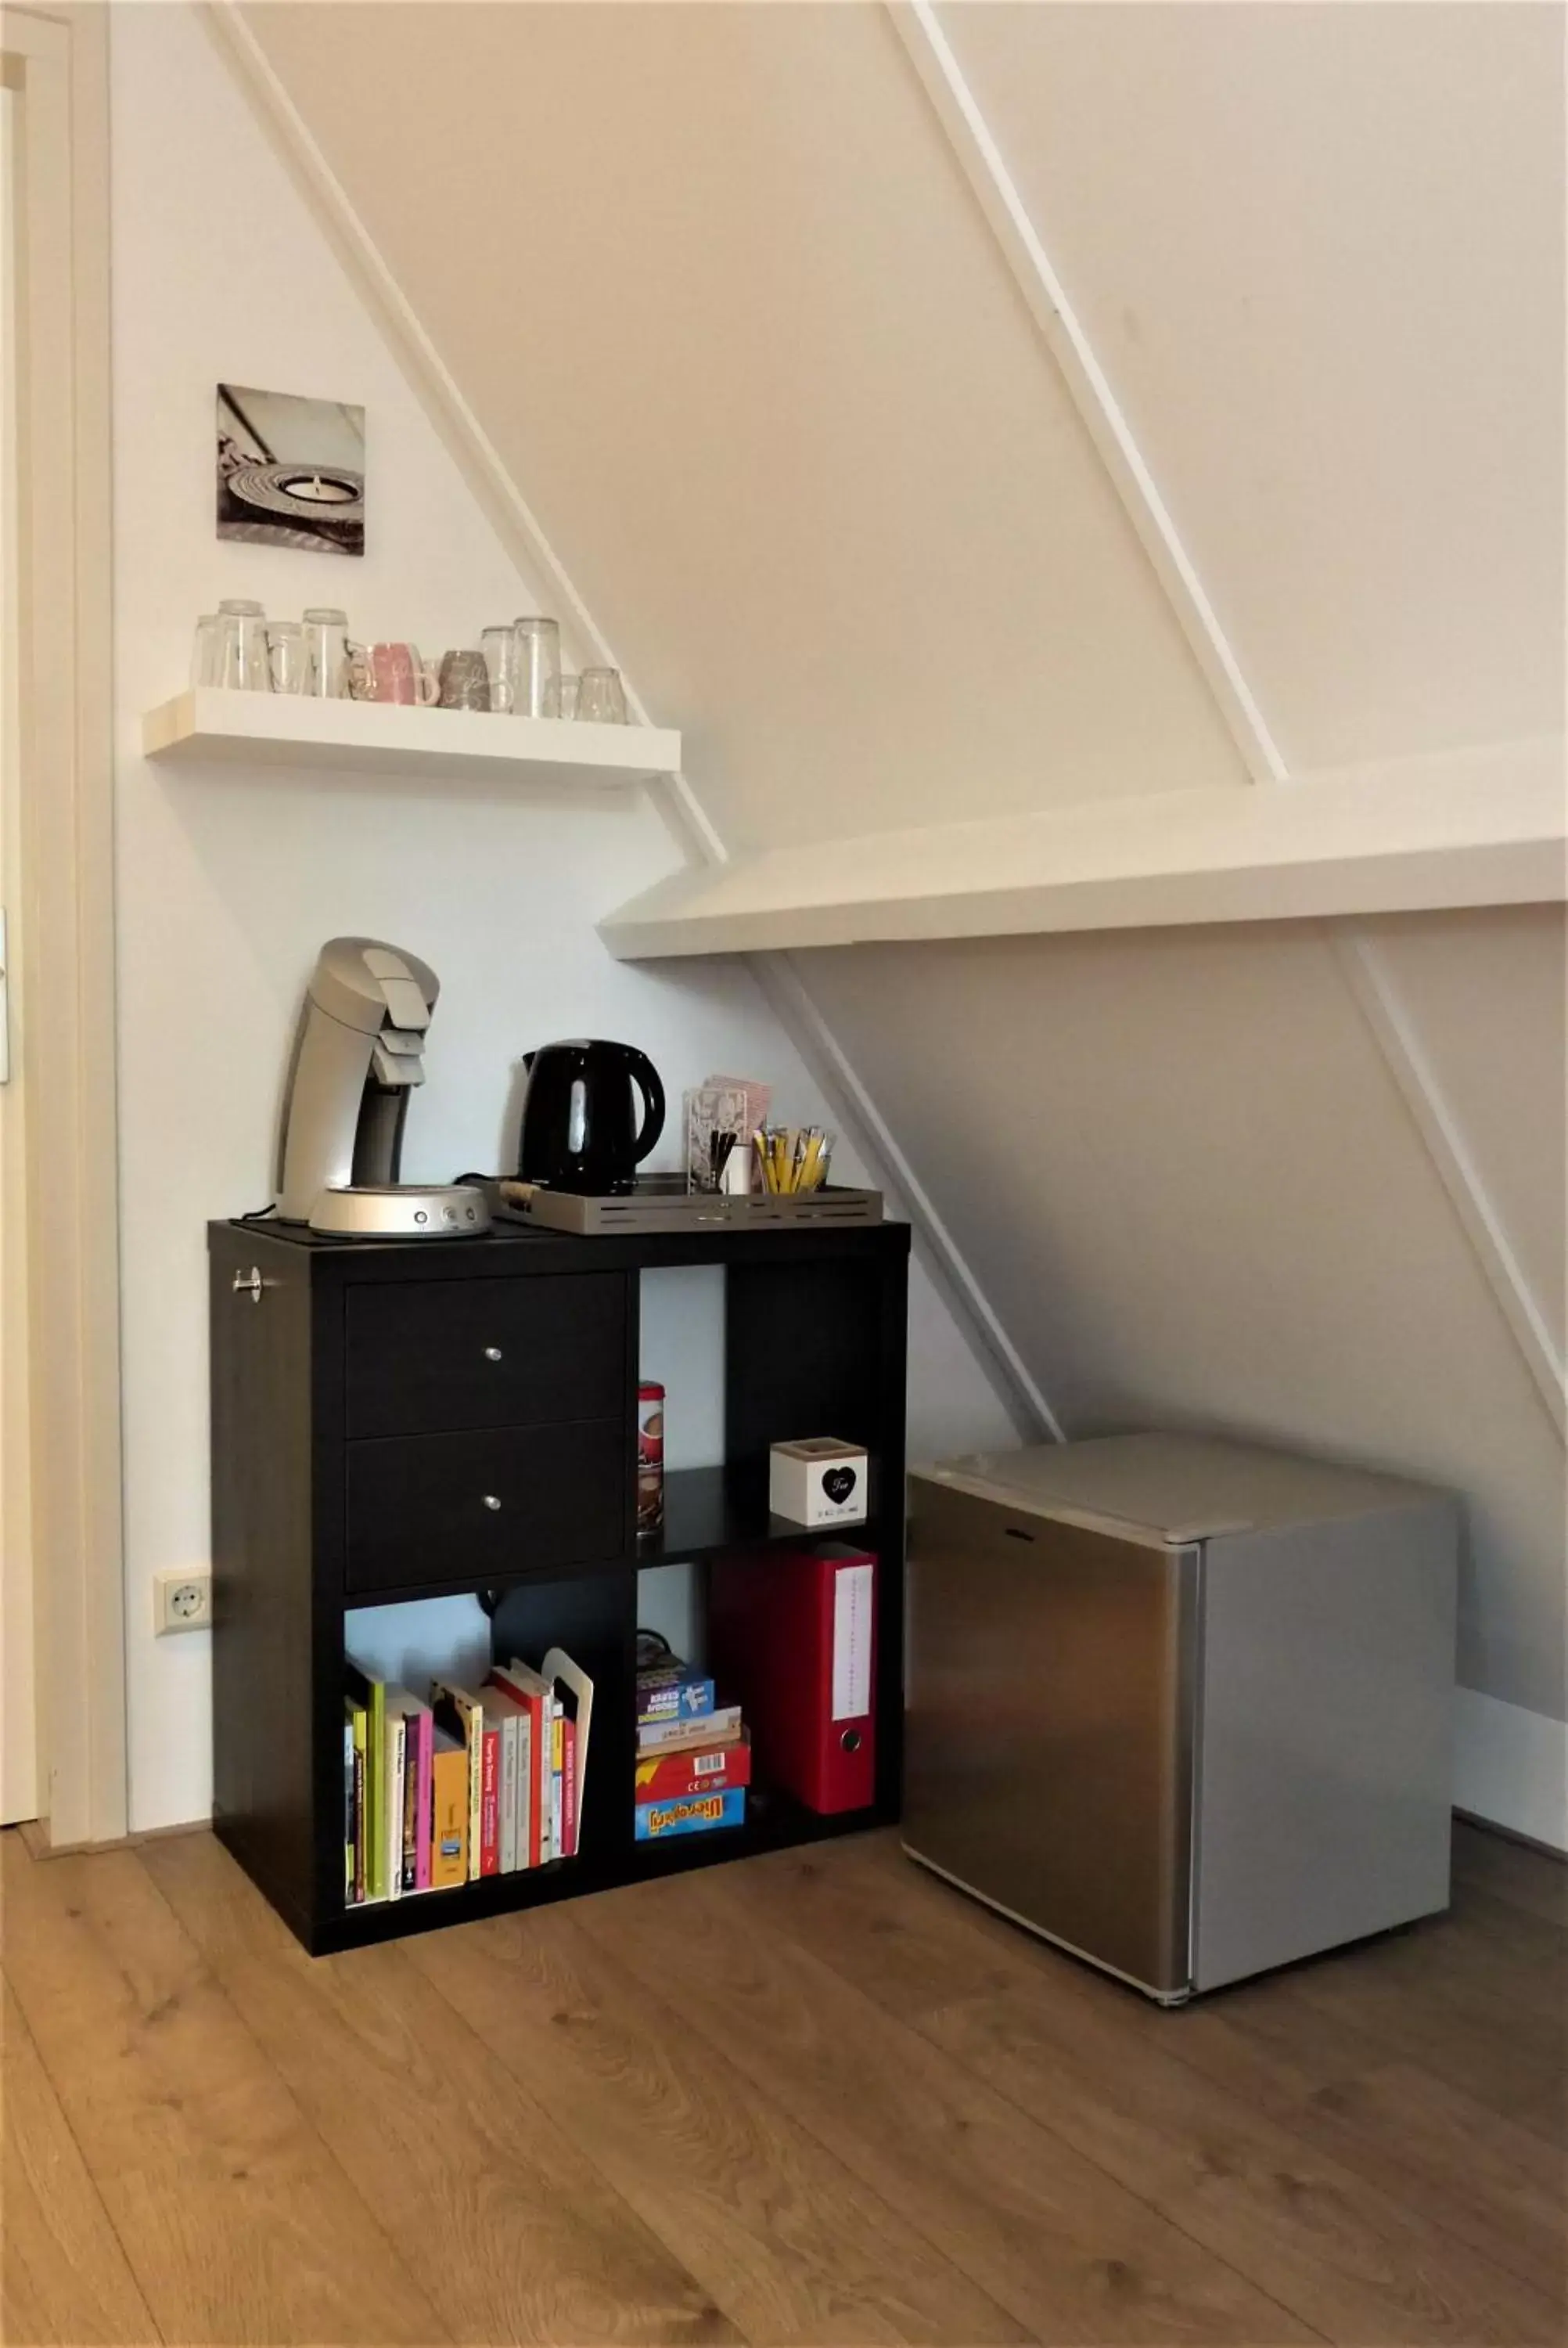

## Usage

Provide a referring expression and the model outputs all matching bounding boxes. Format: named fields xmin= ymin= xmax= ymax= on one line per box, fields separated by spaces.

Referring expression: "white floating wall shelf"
xmin=600 ymin=737 xmax=1566 ymax=957
xmin=142 ymin=688 xmax=682 ymax=791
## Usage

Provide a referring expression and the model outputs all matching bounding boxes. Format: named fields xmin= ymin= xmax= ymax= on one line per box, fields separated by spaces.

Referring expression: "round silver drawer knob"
xmin=482 ymin=1493 xmax=502 ymax=1512
xmin=483 ymin=1345 xmax=503 ymax=1362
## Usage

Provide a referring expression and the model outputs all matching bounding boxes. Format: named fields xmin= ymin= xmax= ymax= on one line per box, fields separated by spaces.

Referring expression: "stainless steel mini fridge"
xmin=904 ymin=1434 xmax=1457 ymax=2003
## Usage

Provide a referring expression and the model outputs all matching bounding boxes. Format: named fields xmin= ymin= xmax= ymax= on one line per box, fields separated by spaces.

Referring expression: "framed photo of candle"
xmin=216 ymin=384 xmax=365 ymax=556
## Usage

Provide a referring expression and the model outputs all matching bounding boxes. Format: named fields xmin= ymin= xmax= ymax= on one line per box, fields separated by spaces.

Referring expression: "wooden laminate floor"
xmin=2 ymin=1820 xmax=1564 ymax=2347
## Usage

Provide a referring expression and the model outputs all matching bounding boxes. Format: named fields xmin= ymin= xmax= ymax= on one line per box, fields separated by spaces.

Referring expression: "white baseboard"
xmin=1454 ymin=1688 xmax=1568 ymax=1852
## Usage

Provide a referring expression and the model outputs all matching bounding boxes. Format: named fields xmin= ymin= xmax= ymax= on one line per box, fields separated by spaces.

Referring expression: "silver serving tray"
xmin=497 ymin=1175 xmax=882 ymax=1236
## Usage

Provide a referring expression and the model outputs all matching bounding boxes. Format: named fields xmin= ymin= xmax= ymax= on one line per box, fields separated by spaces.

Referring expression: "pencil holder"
xmin=769 ymin=1438 xmax=869 ymax=1528
xmin=683 ymin=1084 xmax=749 ymax=1194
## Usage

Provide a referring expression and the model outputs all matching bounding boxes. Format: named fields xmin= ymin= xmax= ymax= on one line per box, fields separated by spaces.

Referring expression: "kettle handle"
xmin=621 ymin=1046 xmax=665 ymax=1164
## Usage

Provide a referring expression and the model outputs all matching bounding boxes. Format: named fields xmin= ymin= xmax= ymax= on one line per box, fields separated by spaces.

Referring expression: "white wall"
xmin=109 ymin=2 xmax=1016 ymax=1831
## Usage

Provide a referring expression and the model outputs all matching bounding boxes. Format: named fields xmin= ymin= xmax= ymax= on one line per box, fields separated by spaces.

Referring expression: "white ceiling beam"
xmin=1329 ymin=928 xmax=1568 ymax=1442
xmin=886 ymin=0 xmax=1288 ymax=787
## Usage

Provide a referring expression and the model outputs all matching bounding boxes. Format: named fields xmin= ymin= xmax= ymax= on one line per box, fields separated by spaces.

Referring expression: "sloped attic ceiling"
xmin=228 ymin=0 xmax=1566 ymax=1823
xmin=941 ymin=0 xmax=1564 ymax=770
xmin=236 ymin=0 xmax=1248 ymax=853
xmin=238 ymin=0 xmax=1561 ymax=842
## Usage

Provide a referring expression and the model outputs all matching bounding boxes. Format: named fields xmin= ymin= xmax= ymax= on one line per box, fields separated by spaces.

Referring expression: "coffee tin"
xmin=637 ymin=1381 xmax=665 ymax=1541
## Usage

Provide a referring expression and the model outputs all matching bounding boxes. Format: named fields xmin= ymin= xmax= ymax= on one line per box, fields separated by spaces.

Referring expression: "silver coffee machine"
xmin=274 ymin=937 xmax=489 ymax=1239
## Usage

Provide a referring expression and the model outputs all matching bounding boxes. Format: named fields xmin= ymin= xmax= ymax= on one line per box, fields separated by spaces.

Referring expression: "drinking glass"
xmin=350 ymin=641 xmax=440 ymax=705
xmin=215 ymin=599 xmax=271 ymax=692
xmin=437 ymin=648 xmax=505 ymax=711
xmin=267 ymin=621 xmax=307 ymax=695
xmin=512 ymin=615 xmax=561 ymax=718
xmin=542 ymin=673 xmax=578 ymax=720
xmin=301 ymin=607 xmax=354 ymax=698
xmin=190 ymin=614 xmax=221 ymax=688
xmin=480 ymin=624 xmax=520 ymax=715
xmin=575 ymin=666 xmax=628 ymax=724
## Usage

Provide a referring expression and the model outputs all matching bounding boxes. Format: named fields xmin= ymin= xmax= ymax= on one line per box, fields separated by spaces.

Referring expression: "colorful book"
xmin=385 ymin=1711 xmax=405 ymax=1903
xmin=351 ymin=1716 xmax=367 ymax=1903
xmin=506 ymin=1683 xmax=539 ymax=1871
xmin=549 ymin=1697 xmax=563 ymax=1861
xmin=401 ymin=1728 xmax=419 ymax=1892
xmin=635 ymin=1730 xmax=751 ymax=1806
xmin=543 ymin=1644 xmax=594 ymax=1859
xmin=345 ymin=1681 xmax=371 ymax=1897
xmin=382 ymin=1690 xmax=434 ymax=1895
xmin=484 ymin=1681 xmax=534 ymax=1871
xmin=344 ymin=1660 xmax=386 ymax=1900
xmin=429 ymin=1727 xmax=468 ymax=1889
xmin=496 ymin=1694 xmax=520 ymax=1873
xmin=492 ymin=1659 xmax=552 ymax=1865
xmin=561 ymin=1717 xmax=577 ymax=1859
xmin=516 ymin=1704 xmax=534 ymax=1867
xmin=412 ymin=1703 xmax=433 ymax=1891
xmin=488 ymin=1662 xmax=538 ymax=1860
xmin=342 ymin=1701 xmax=356 ymax=1903
xmin=478 ymin=1721 xmax=501 ymax=1878
xmin=430 ymin=1681 xmax=487 ymax=1882
xmin=634 ymin=1788 xmax=746 ymax=1840
xmin=637 ymin=1703 xmax=743 ymax=1756
xmin=636 ymin=1661 xmax=717 ymax=1725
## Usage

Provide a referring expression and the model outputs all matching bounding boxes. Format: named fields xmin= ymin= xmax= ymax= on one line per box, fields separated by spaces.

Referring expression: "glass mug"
xmin=480 ymin=624 xmax=520 ymax=715
xmin=214 ymin=599 xmax=271 ymax=692
xmin=267 ymin=621 xmax=307 ymax=695
xmin=575 ymin=665 xmax=628 ymax=724
xmin=190 ymin=614 xmax=221 ymax=688
xmin=350 ymin=642 xmax=440 ymax=706
xmin=301 ymin=608 xmax=355 ymax=699
xmin=512 ymin=615 xmax=561 ymax=718
xmin=437 ymin=648 xmax=508 ymax=711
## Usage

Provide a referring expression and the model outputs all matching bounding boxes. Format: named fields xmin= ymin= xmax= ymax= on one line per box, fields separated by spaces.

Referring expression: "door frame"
xmin=2 ymin=0 xmax=124 ymax=1846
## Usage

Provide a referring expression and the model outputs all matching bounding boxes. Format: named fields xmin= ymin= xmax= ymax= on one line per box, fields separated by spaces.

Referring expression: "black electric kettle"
xmin=516 ymin=1040 xmax=665 ymax=1194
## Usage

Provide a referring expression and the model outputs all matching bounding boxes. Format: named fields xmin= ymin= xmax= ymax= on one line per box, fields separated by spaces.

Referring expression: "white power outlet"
xmin=153 ymin=1567 xmax=211 ymax=1636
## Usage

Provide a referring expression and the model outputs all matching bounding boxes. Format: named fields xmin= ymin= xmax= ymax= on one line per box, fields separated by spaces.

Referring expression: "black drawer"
xmin=344 ymin=1418 xmax=628 ymax=1596
xmin=345 ymin=1273 xmax=626 ymax=1439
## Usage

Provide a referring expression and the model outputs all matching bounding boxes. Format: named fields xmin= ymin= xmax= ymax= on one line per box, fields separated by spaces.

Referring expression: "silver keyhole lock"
xmin=232 ymin=1266 xmax=267 ymax=1304
xmin=483 ymin=1346 xmax=503 ymax=1362
xmin=482 ymin=1493 xmax=502 ymax=1512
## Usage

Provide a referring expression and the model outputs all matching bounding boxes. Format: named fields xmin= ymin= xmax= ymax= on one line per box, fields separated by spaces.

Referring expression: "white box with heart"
xmin=768 ymin=1437 xmax=869 ymax=1528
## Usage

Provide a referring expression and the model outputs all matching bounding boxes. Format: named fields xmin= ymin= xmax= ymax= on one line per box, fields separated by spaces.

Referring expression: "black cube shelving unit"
xmin=208 ymin=1213 xmax=910 ymax=1955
